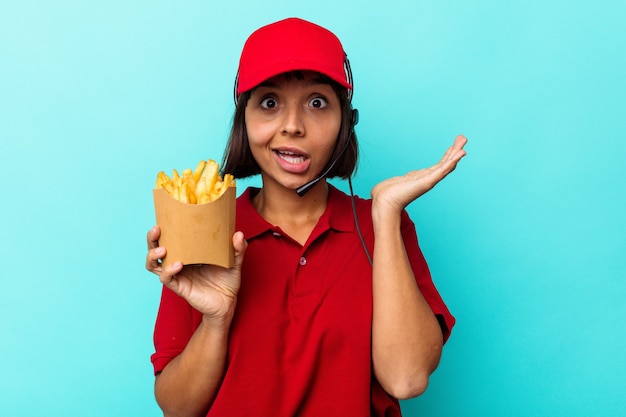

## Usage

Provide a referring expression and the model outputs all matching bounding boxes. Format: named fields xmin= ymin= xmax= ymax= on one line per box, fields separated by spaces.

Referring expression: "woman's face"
xmin=245 ymin=71 xmax=342 ymax=191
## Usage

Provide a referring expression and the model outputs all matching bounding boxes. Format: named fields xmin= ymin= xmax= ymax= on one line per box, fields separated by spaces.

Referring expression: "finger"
xmin=440 ymin=135 xmax=468 ymax=163
xmin=160 ymin=261 xmax=183 ymax=286
xmin=453 ymin=134 xmax=468 ymax=150
xmin=429 ymin=149 xmax=466 ymax=184
xmin=438 ymin=135 xmax=468 ymax=167
xmin=449 ymin=139 xmax=468 ymax=165
xmin=146 ymin=245 xmax=166 ymax=273
xmin=436 ymin=153 xmax=464 ymax=178
xmin=147 ymin=225 xmax=161 ymax=249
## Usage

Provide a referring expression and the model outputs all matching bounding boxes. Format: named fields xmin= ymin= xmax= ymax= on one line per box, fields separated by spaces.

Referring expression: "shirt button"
xmin=299 ymin=256 xmax=307 ymax=266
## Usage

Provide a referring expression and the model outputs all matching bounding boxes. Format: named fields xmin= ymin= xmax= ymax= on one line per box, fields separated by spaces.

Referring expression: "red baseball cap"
xmin=235 ymin=18 xmax=352 ymax=96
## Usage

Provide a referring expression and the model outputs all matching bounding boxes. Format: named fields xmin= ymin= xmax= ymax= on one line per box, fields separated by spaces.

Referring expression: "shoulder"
xmin=235 ymin=187 xmax=272 ymax=239
xmin=327 ymin=183 xmax=371 ymax=210
xmin=328 ymin=184 xmax=414 ymax=226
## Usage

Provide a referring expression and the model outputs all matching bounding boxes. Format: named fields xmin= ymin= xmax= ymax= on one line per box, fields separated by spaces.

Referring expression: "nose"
xmin=281 ymin=103 xmax=305 ymax=137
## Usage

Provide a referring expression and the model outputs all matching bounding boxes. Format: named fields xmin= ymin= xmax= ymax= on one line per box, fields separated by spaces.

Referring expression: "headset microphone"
xmin=295 ymin=108 xmax=359 ymax=197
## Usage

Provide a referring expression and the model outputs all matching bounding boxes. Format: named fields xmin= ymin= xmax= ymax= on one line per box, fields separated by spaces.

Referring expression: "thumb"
xmin=232 ymin=231 xmax=247 ymax=267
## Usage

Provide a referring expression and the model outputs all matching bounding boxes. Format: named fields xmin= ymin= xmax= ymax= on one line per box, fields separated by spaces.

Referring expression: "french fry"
xmin=223 ymin=174 xmax=234 ymax=189
xmin=178 ymin=185 xmax=188 ymax=204
xmin=156 ymin=171 xmax=173 ymax=194
xmin=171 ymin=184 xmax=180 ymax=202
xmin=196 ymin=177 xmax=208 ymax=202
xmin=193 ymin=160 xmax=206 ymax=183
xmin=182 ymin=169 xmax=197 ymax=201
xmin=201 ymin=160 xmax=219 ymax=190
xmin=155 ymin=159 xmax=235 ymax=204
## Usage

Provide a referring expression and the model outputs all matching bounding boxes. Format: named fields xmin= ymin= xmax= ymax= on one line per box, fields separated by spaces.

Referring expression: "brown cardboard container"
xmin=153 ymin=186 xmax=236 ymax=268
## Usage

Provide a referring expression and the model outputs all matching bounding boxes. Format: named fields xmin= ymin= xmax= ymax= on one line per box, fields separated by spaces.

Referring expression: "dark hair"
xmin=221 ymin=75 xmax=358 ymax=179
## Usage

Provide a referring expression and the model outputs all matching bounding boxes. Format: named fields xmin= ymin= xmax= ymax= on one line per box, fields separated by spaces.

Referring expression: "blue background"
xmin=1 ymin=1 xmax=624 ymax=416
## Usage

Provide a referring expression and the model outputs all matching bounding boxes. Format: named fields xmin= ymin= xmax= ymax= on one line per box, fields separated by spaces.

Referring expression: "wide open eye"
xmin=260 ymin=97 xmax=278 ymax=109
xmin=309 ymin=97 xmax=328 ymax=109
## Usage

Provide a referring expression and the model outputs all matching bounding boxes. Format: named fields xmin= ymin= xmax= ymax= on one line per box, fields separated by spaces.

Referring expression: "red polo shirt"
xmin=151 ymin=185 xmax=455 ymax=416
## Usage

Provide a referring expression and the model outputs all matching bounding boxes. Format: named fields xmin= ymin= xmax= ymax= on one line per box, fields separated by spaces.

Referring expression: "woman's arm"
xmin=146 ymin=227 xmax=247 ymax=417
xmin=370 ymin=135 xmax=467 ymax=399
xmin=154 ymin=314 xmax=232 ymax=417
xmin=371 ymin=208 xmax=444 ymax=399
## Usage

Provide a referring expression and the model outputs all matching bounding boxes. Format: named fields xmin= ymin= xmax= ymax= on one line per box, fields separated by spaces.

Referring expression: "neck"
xmin=253 ymin=180 xmax=329 ymax=236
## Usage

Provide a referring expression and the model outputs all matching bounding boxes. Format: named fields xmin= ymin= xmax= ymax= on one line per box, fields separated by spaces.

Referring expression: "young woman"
xmin=146 ymin=17 xmax=467 ymax=417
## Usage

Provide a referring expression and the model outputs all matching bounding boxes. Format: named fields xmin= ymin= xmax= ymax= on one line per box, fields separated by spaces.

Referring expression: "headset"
xmin=296 ymin=53 xmax=356 ymax=196
xmin=295 ymin=55 xmax=372 ymax=266
xmin=295 ymin=107 xmax=358 ymax=197
xmin=234 ymin=55 xmax=373 ymax=266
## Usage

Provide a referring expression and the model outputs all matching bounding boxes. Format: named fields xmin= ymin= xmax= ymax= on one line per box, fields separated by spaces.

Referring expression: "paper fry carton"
xmin=152 ymin=187 xmax=236 ymax=269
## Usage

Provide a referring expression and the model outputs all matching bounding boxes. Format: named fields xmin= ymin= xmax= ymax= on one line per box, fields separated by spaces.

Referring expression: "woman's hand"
xmin=371 ymin=135 xmax=467 ymax=214
xmin=146 ymin=226 xmax=248 ymax=321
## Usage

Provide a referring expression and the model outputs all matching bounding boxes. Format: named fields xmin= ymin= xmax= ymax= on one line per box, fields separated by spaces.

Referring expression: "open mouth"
xmin=274 ymin=150 xmax=308 ymax=164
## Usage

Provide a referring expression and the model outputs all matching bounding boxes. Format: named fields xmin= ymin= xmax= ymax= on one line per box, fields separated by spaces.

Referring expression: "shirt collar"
xmin=236 ymin=184 xmax=356 ymax=240
xmin=319 ymin=184 xmax=355 ymax=233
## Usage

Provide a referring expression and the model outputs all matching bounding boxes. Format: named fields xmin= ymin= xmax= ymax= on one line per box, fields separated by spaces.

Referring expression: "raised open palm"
xmin=371 ymin=135 xmax=467 ymax=212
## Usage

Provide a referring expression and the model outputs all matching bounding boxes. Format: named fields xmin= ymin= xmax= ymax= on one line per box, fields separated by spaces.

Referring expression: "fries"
xmin=156 ymin=159 xmax=235 ymax=204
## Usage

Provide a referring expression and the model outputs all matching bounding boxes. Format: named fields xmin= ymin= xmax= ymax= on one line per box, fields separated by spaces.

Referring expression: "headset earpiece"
xmin=350 ymin=108 xmax=359 ymax=131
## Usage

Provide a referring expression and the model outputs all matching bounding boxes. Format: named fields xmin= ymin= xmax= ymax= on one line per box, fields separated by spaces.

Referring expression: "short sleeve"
xmin=150 ymin=286 xmax=202 ymax=374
